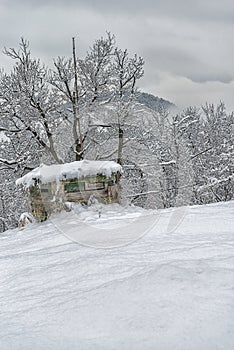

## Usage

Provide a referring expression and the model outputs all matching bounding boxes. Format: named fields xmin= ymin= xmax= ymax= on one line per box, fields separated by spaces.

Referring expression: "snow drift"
xmin=0 ymin=201 xmax=234 ymax=350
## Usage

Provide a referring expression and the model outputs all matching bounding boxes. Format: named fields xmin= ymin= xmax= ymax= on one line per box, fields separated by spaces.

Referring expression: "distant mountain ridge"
xmin=137 ymin=92 xmax=175 ymax=111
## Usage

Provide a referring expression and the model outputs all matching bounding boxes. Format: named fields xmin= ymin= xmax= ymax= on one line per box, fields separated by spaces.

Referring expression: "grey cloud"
xmin=144 ymin=46 xmax=234 ymax=84
xmin=1 ymin=0 xmax=234 ymax=109
xmin=4 ymin=0 xmax=234 ymax=22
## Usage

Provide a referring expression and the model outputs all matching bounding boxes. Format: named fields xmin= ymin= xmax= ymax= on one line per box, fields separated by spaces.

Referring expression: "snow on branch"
xmin=159 ymin=160 xmax=176 ymax=166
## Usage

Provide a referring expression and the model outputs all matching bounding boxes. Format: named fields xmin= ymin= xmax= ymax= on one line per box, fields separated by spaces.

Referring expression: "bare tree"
xmin=112 ymin=48 xmax=144 ymax=165
xmin=50 ymin=33 xmax=115 ymax=160
xmin=0 ymin=38 xmax=64 ymax=166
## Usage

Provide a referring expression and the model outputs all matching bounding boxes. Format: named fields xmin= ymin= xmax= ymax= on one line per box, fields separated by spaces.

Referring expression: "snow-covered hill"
xmin=0 ymin=201 xmax=234 ymax=350
xmin=136 ymin=91 xmax=175 ymax=111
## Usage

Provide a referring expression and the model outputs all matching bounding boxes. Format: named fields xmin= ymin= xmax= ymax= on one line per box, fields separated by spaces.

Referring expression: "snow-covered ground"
xmin=0 ymin=201 xmax=234 ymax=350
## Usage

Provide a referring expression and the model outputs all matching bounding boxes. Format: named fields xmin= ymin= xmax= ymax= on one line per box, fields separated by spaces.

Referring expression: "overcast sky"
xmin=1 ymin=0 xmax=234 ymax=110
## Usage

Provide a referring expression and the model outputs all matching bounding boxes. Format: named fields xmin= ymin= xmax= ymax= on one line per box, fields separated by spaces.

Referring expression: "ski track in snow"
xmin=0 ymin=201 xmax=234 ymax=350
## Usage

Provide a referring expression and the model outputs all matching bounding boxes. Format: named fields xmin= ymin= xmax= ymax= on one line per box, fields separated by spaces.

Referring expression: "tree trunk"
xmin=117 ymin=127 xmax=124 ymax=165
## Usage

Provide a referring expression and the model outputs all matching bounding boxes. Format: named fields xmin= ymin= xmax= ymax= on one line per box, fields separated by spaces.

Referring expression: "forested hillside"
xmin=136 ymin=91 xmax=175 ymax=111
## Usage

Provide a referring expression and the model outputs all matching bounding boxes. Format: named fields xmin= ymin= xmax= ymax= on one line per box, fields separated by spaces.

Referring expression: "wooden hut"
xmin=16 ymin=160 xmax=122 ymax=221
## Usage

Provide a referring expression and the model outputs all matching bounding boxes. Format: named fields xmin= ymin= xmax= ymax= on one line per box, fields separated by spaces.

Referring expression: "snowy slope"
xmin=0 ymin=201 xmax=234 ymax=350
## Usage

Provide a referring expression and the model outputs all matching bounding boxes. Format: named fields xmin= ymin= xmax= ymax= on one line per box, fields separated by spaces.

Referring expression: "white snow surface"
xmin=16 ymin=160 xmax=122 ymax=188
xmin=0 ymin=201 xmax=234 ymax=350
xmin=0 ymin=131 xmax=10 ymax=143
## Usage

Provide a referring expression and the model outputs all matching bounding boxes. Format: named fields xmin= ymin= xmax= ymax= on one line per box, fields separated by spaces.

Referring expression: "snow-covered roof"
xmin=16 ymin=160 xmax=122 ymax=188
